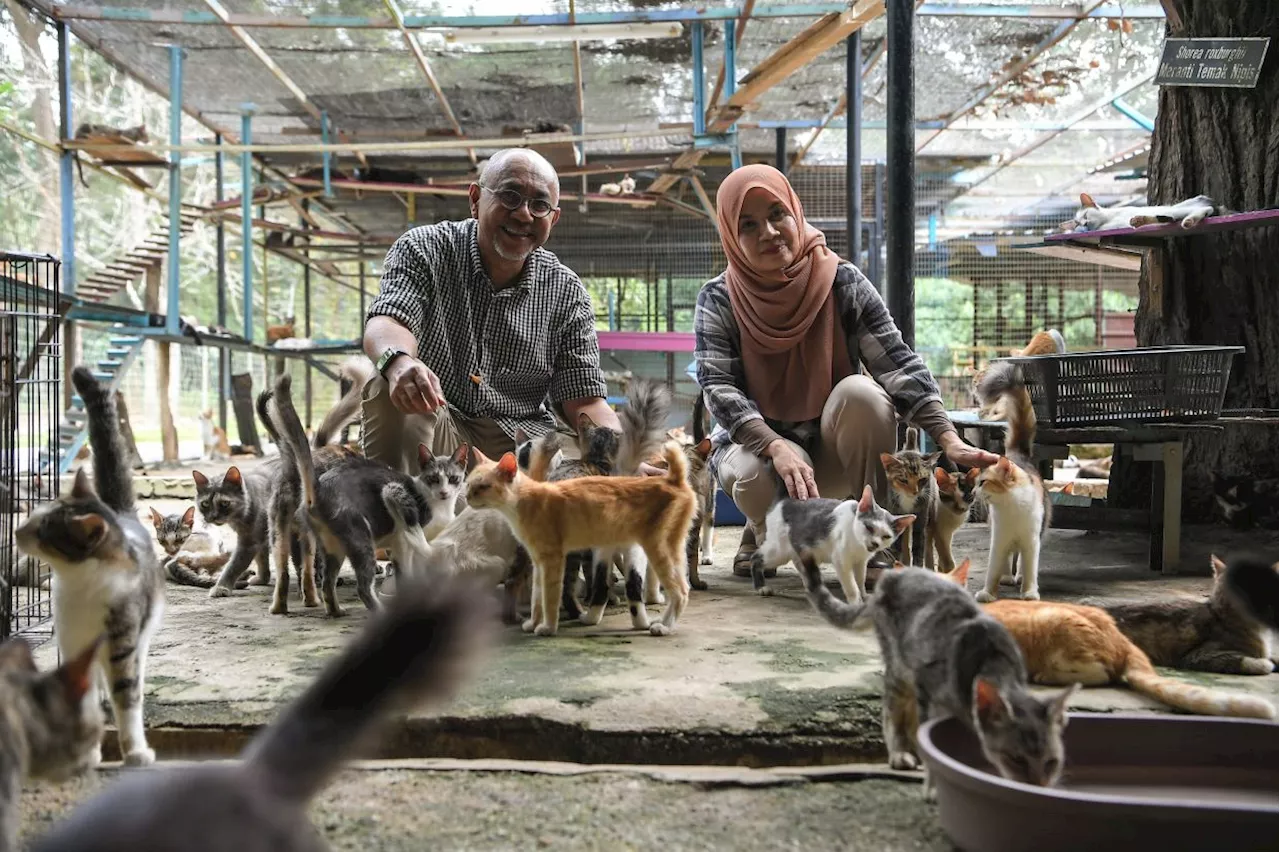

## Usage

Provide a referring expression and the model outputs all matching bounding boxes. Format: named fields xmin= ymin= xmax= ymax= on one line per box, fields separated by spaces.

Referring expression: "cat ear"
xmin=70 ymin=467 xmax=95 ymax=499
xmin=224 ymin=466 xmax=243 ymax=488
xmin=497 ymin=452 xmax=518 ymax=481
xmin=695 ymin=437 xmax=713 ymax=459
xmin=58 ymin=635 xmax=103 ymax=704
xmin=878 ymin=453 xmax=895 ymax=471
xmin=904 ymin=427 xmax=919 ymax=451
xmin=951 ymin=558 xmax=971 ymax=585
xmin=974 ymin=678 xmax=1010 ymax=725
xmin=1079 ymin=192 xmax=1098 ymax=209
xmin=192 ymin=470 xmax=209 ymax=489
xmin=515 ymin=428 xmax=528 ymax=446
xmin=1209 ymin=554 xmax=1227 ymax=577
xmin=182 ymin=506 xmax=196 ymax=527
xmin=925 ymin=451 xmax=943 ymax=467
xmin=964 ymin=467 xmax=980 ymax=484
xmin=997 ymin=457 xmax=1014 ymax=474
xmin=452 ymin=443 xmax=470 ymax=468
xmin=857 ymin=485 xmax=874 ymax=513
xmin=149 ymin=506 xmax=163 ymax=528
xmin=418 ymin=443 xmax=432 ymax=468
xmin=0 ymin=637 xmax=36 ymax=673
xmin=576 ymin=412 xmax=595 ymax=434
xmin=892 ymin=560 xmax=908 ymax=571
xmin=471 ymin=447 xmax=493 ymax=467
xmin=933 ymin=467 xmax=951 ymax=490
xmin=894 ymin=514 xmax=916 ymax=533
xmin=1047 ymin=683 xmax=1079 ymax=726
xmin=70 ymin=514 xmax=109 ymax=549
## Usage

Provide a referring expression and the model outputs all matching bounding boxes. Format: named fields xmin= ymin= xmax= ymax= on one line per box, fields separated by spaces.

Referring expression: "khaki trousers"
xmin=712 ymin=374 xmax=898 ymax=535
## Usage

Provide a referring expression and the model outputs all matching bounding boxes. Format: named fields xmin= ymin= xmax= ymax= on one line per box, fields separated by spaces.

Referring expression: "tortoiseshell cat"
xmin=931 ymin=467 xmax=978 ymax=573
xmin=879 ymin=427 xmax=941 ymax=569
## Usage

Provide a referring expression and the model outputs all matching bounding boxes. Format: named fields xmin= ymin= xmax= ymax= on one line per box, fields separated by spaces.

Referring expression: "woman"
xmin=694 ymin=164 xmax=998 ymax=576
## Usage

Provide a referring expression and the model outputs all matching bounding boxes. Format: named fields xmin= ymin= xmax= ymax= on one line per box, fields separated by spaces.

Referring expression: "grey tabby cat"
xmin=29 ymin=574 xmax=494 ymax=852
xmin=15 ymin=366 xmax=167 ymax=767
xmin=148 ymin=507 xmax=234 ymax=589
xmin=0 ymin=638 xmax=103 ymax=852
xmin=193 ymin=462 xmax=277 ymax=597
xmin=799 ymin=560 xmax=1076 ymax=793
xmin=879 ymin=426 xmax=941 ymax=569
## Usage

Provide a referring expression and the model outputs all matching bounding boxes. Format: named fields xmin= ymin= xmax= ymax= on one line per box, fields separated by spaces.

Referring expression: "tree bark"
xmin=1110 ymin=1 xmax=1278 ymax=525
xmin=143 ymin=265 xmax=179 ymax=463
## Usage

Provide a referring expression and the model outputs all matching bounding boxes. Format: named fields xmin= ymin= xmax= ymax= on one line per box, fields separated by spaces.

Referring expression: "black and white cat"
xmin=15 ymin=366 xmax=166 ymax=767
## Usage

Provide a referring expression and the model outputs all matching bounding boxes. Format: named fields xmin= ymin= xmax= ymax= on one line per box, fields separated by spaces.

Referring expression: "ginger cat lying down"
xmin=465 ymin=444 xmax=696 ymax=637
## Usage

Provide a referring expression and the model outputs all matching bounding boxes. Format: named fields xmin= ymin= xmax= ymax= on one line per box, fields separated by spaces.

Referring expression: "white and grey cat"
xmin=147 ymin=506 xmax=233 ymax=590
xmin=15 ymin=366 xmax=166 ymax=768
xmin=751 ymin=480 xmax=915 ymax=603
xmin=1062 ymin=192 xmax=1222 ymax=232
xmin=799 ymin=560 xmax=1076 ymax=794
xmin=28 ymin=575 xmax=493 ymax=852
xmin=419 ymin=507 xmax=531 ymax=625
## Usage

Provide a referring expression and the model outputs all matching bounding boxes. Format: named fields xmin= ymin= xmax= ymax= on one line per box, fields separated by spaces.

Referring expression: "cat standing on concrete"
xmin=941 ymin=562 xmax=1276 ymax=720
xmin=148 ymin=506 xmax=232 ymax=589
xmin=684 ymin=391 xmax=716 ymax=590
xmin=194 ymin=464 xmax=276 ymax=597
xmin=15 ymin=366 xmax=166 ymax=767
xmin=1061 ymin=192 xmax=1221 ymax=232
xmin=880 ymin=427 xmax=941 ymax=569
xmin=419 ymin=508 xmax=531 ymax=625
xmin=751 ymin=482 xmax=914 ymax=601
xmin=973 ymin=360 xmax=1051 ymax=602
xmin=198 ymin=410 xmax=231 ymax=461
xmin=29 ymin=575 xmax=494 ymax=852
xmin=1099 ymin=554 xmax=1277 ymax=676
xmin=798 ymin=555 xmax=1075 ymax=792
xmin=0 ymin=638 xmax=103 ymax=852
xmin=931 ymin=467 xmax=978 ymax=573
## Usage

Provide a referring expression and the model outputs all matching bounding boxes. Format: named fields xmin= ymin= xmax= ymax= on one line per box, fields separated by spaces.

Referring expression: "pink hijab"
xmin=716 ymin=164 xmax=852 ymax=422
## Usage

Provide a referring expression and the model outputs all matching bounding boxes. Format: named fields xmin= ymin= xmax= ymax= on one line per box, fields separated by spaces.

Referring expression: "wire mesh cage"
xmin=1 ymin=251 xmax=62 ymax=641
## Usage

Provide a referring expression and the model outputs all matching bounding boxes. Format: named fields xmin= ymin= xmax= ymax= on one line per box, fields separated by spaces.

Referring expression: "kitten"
xmin=28 ymin=575 xmax=493 ymax=852
xmin=466 ymin=444 xmax=695 ymax=637
xmin=931 ymin=466 xmax=978 ymax=573
xmin=879 ymin=427 xmax=941 ymax=569
xmin=148 ymin=506 xmax=233 ymax=590
xmin=751 ymin=483 xmax=914 ymax=601
xmin=685 ymin=391 xmax=716 ymax=590
xmin=194 ymin=464 xmax=276 ymax=597
xmin=1060 ymin=192 xmax=1221 ymax=232
xmin=0 ymin=638 xmax=103 ymax=852
xmin=418 ymin=507 xmax=531 ymax=625
xmin=943 ymin=562 xmax=1276 ymax=720
xmin=1210 ymin=473 xmax=1277 ymax=530
xmin=973 ymin=360 xmax=1051 ymax=602
xmin=1100 ymin=554 xmax=1278 ymax=675
xmin=413 ymin=445 xmax=467 ymax=542
xmin=798 ymin=555 xmax=1075 ymax=792
xmin=15 ymin=366 xmax=166 ymax=767
xmin=198 ymin=410 xmax=231 ymax=461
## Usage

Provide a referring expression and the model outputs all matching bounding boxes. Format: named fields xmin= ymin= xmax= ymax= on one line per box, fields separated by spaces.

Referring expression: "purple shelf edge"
xmin=1046 ymin=209 xmax=1278 ymax=243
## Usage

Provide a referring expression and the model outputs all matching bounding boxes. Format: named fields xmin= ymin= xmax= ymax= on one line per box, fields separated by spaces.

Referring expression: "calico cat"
xmin=198 ymin=410 xmax=231 ymax=461
xmin=466 ymin=444 xmax=695 ymax=637
xmin=1210 ymin=473 xmax=1278 ymax=529
xmin=29 ymin=574 xmax=493 ymax=852
xmin=1100 ymin=554 xmax=1277 ymax=675
xmin=973 ymin=360 xmax=1051 ymax=602
xmin=799 ymin=554 xmax=1074 ymax=791
xmin=15 ymin=366 xmax=167 ymax=767
xmin=148 ymin=506 xmax=233 ymax=589
xmin=879 ymin=427 xmax=941 ymax=569
xmin=942 ymin=562 xmax=1276 ymax=720
xmin=751 ymin=483 xmax=914 ymax=602
xmin=1061 ymin=192 xmax=1221 ymax=232
xmin=931 ymin=467 xmax=978 ymax=573
xmin=0 ymin=637 xmax=103 ymax=852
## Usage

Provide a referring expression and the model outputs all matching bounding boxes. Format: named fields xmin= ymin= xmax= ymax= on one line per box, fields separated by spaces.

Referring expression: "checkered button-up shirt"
xmin=366 ymin=218 xmax=607 ymax=438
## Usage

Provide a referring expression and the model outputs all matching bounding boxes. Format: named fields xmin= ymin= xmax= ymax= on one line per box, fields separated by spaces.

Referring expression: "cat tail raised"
xmin=691 ymin=389 xmax=709 ymax=444
xmin=266 ymin=374 xmax=318 ymax=511
xmin=313 ymin=357 xmax=374 ymax=447
xmin=617 ymin=378 xmax=673 ymax=474
xmin=527 ymin=432 xmax=561 ymax=482
xmin=242 ymin=573 xmax=494 ymax=805
xmin=1122 ymin=643 xmax=1276 ymax=720
xmin=975 ymin=360 xmax=1036 ymax=463
xmin=798 ymin=553 xmax=870 ymax=630
xmin=661 ymin=441 xmax=688 ymax=488
xmin=1222 ymin=555 xmax=1278 ymax=630
xmin=70 ymin=366 xmax=136 ymax=513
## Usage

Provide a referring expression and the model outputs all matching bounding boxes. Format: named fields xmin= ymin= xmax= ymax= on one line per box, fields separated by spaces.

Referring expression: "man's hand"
xmin=937 ymin=431 xmax=1000 ymax=469
xmin=386 ymin=356 xmax=446 ymax=415
xmin=766 ymin=439 xmax=817 ymax=500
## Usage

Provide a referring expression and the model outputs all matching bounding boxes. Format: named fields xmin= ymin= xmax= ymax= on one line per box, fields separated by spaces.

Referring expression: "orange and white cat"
xmin=941 ymin=561 xmax=1276 ymax=720
xmin=198 ymin=410 xmax=231 ymax=461
xmin=465 ymin=444 xmax=696 ymax=637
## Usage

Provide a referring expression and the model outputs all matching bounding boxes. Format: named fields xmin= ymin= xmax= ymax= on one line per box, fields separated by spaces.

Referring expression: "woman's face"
xmin=735 ymin=187 xmax=800 ymax=273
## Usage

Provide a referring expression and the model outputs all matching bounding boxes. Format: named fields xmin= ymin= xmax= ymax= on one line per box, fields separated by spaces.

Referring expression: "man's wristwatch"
xmin=376 ymin=347 xmax=408 ymax=378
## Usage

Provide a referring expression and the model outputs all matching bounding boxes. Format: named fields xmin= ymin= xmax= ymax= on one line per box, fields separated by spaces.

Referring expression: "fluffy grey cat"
xmin=799 ymin=561 xmax=1076 ymax=794
xmin=28 ymin=574 xmax=494 ymax=852
xmin=15 ymin=366 xmax=167 ymax=767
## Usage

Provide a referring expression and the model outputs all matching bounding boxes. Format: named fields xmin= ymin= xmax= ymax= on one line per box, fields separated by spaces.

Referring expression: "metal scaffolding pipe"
xmin=166 ymin=46 xmax=184 ymax=336
xmin=775 ymin=127 xmax=787 ymax=175
xmin=846 ymin=29 xmax=862 ymax=266
xmin=215 ymin=132 xmax=229 ymax=430
xmin=240 ymin=105 xmax=255 ymax=342
xmin=692 ymin=21 xmax=706 ymax=137
xmin=57 ymin=21 xmax=75 ymax=295
xmin=725 ymin=18 xmax=742 ymax=170
xmin=885 ymin=0 xmax=914 ymax=347
xmin=320 ymin=110 xmax=332 ymax=196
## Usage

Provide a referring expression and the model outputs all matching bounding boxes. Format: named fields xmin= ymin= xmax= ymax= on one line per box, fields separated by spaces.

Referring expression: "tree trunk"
xmin=1110 ymin=1 xmax=1278 ymax=526
xmin=144 ymin=266 xmax=180 ymax=463
xmin=114 ymin=391 xmax=145 ymax=470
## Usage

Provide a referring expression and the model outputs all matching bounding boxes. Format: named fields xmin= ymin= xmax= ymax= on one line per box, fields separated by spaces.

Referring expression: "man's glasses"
xmin=479 ymin=185 xmax=557 ymax=219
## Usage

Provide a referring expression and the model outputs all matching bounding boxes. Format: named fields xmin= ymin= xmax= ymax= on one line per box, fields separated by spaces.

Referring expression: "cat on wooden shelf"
xmin=266 ymin=317 xmax=296 ymax=343
xmin=1060 ymin=192 xmax=1224 ymax=233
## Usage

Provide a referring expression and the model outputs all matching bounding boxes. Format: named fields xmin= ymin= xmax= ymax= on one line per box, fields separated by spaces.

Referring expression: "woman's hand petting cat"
xmin=937 ymin=431 xmax=1000 ymax=470
xmin=387 ymin=357 xmax=446 ymax=415
xmin=767 ymin=440 xmax=818 ymax=500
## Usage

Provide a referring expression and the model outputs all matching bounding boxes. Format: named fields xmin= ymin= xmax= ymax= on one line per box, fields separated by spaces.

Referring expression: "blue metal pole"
xmin=320 ymin=109 xmax=332 ymax=196
xmin=165 ymin=46 xmax=183 ymax=335
xmin=240 ymin=104 xmax=255 ymax=342
xmin=57 ymin=22 xmax=75 ymax=296
xmin=1110 ymin=97 xmax=1155 ymax=132
xmin=725 ymin=18 xmax=741 ymax=170
xmin=691 ymin=21 xmax=706 ymax=137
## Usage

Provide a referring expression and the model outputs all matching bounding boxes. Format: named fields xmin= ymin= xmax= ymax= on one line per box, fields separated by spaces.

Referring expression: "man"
xmin=360 ymin=149 xmax=621 ymax=471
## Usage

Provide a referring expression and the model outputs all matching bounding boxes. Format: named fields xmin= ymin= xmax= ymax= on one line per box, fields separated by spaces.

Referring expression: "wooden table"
xmin=947 ymin=410 xmax=1230 ymax=575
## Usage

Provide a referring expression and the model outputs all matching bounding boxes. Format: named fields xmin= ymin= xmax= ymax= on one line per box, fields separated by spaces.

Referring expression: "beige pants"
xmin=712 ymin=374 xmax=898 ymax=534
xmin=360 ymin=375 xmax=578 ymax=472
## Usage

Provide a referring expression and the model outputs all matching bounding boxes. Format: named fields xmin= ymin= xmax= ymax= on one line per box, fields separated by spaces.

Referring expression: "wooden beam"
xmin=688 ymin=175 xmax=718 ymax=231
xmin=286 ymin=175 xmax=659 ymax=206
